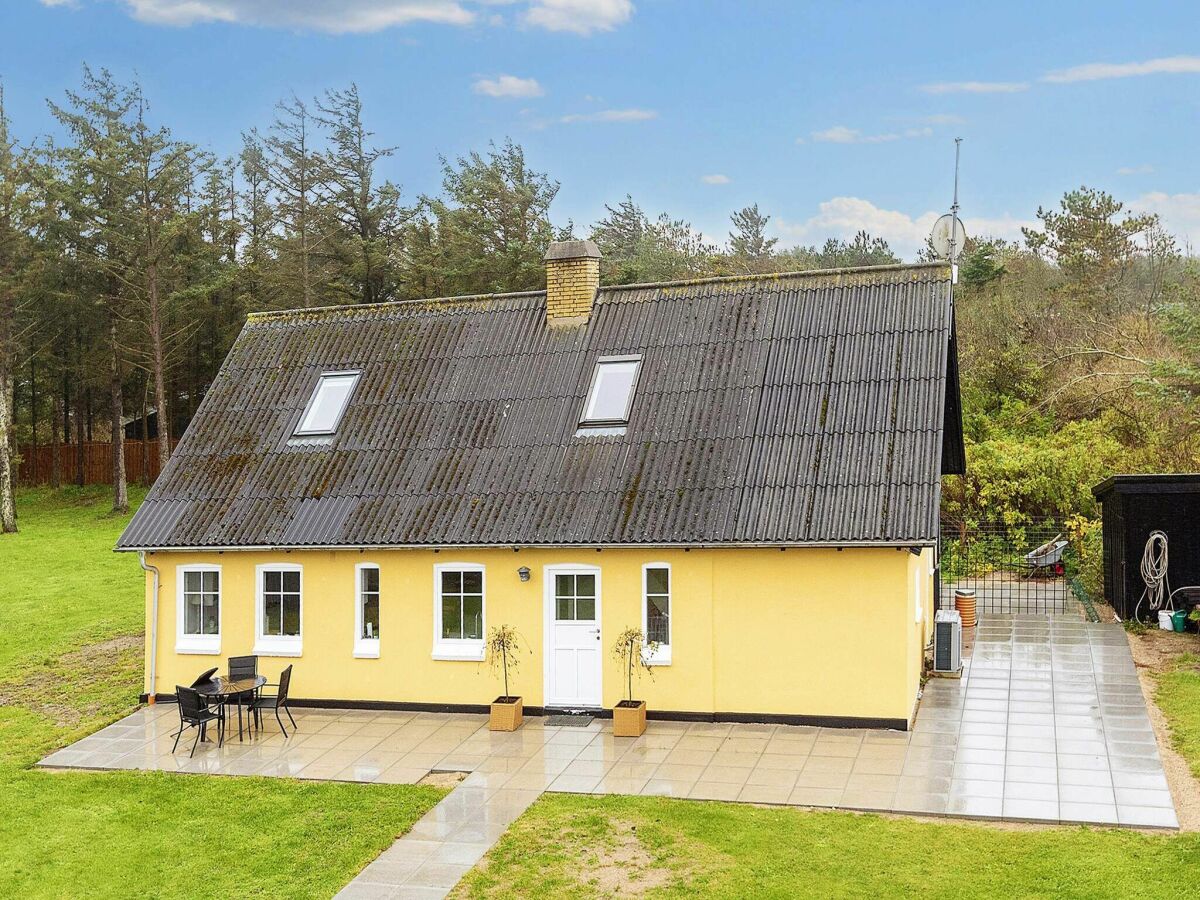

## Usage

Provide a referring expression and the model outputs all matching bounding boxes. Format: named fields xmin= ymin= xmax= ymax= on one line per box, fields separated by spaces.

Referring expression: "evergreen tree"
xmin=423 ymin=139 xmax=563 ymax=295
xmin=729 ymin=203 xmax=777 ymax=269
xmin=255 ymin=96 xmax=328 ymax=308
xmin=316 ymin=84 xmax=406 ymax=305
xmin=0 ymin=82 xmax=33 ymax=530
xmin=46 ymin=67 xmax=140 ymax=510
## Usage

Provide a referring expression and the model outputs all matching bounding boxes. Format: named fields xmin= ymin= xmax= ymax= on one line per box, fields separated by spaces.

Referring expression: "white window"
xmin=580 ymin=355 xmax=641 ymax=426
xmin=433 ymin=564 xmax=485 ymax=660
xmin=355 ymin=563 xmax=381 ymax=658
xmin=255 ymin=564 xmax=303 ymax=656
xmin=295 ymin=371 xmax=360 ymax=436
xmin=176 ymin=564 xmax=221 ymax=654
xmin=642 ymin=563 xmax=671 ymax=665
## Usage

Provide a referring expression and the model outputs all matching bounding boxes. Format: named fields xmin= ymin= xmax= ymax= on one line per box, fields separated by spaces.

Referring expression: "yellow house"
xmin=117 ymin=243 xmax=964 ymax=730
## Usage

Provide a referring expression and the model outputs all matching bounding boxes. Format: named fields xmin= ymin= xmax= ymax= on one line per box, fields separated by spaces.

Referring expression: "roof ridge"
xmin=598 ymin=260 xmax=948 ymax=293
xmin=246 ymin=261 xmax=950 ymax=323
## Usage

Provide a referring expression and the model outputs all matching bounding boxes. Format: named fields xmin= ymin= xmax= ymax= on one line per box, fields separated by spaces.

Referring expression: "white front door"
xmin=545 ymin=567 xmax=602 ymax=708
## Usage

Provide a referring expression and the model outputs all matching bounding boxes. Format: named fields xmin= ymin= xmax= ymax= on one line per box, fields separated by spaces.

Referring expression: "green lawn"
xmin=0 ymin=487 xmax=444 ymax=900
xmin=1156 ymin=652 xmax=1200 ymax=781
xmin=456 ymin=793 xmax=1200 ymax=899
xmin=0 ymin=486 xmax=149 ymax=679
xmin=454 ymin=639 xmax=1200 ymax=899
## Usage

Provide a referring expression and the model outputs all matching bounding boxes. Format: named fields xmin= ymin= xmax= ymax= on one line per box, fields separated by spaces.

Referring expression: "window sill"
xmin=353 ymin=641 xmax=381 ymax=659
xmin=432 ymin=642 xmax=485 ymax=662
xmin=176 ymin=638 xmax=221 ymax=656
xmin=254 ymin=639 xmax=303 ymax=658
xmin=641 ymin=647 xmax=671 ymax=667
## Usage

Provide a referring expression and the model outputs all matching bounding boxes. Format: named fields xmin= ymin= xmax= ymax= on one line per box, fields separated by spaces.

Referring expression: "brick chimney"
xmin=544 ymin=240 xmax=601 ymax=325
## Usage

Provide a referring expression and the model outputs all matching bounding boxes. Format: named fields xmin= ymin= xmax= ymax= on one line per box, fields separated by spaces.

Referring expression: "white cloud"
xmin=559 ymin=107 xmax=656 ymax=123
xmin=810 ymin=125 xmax=932 ymax=144
xmin=920 ymin=80 xmax=1029 ymax=94
xmin=1132 ymin=191 xmax=1200 ymax=250
xmin=473 ymin=74 xmax=544 ymax=98
xmin=523 ymin=0 xmax=632 ymax=35
xmin=774 ymin=196 xmax=1033 ymax=258
xmin=1043 ymin=55 xmax=1200 ymax=83
xmin=120 ymin=0 xmax=474 ymax=31
xmin=700 ymin=174 xmax=730 ymax=185
xmin=1116 ymin=164 xmax=1154 ymax=176
xmin=39 ymin=0 xmax=79 ymax=7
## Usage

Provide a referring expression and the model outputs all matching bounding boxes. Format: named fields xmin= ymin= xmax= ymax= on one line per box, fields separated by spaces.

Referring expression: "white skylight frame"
xmin=579 ymin=355 xmax=643 ymax=427
xmin=294 ymin=370 xmax=360 ymax=437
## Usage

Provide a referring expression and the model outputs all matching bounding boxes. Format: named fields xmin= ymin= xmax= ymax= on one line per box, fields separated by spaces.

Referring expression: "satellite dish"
xmin=930 ymin=213 xmax=967 ymax=261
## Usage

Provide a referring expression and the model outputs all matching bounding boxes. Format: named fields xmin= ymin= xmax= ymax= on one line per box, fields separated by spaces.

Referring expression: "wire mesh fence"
xmin=939 ymin=519 xmax=1076 ymax=615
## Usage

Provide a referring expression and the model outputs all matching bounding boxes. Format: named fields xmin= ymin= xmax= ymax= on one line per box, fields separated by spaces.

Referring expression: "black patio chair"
xmin=251 ymin=665 xmax=296 ymax=737
xmin=190 ymin=667 xmax=225 ymax=727
xmin=190 ymin=667 xmax=218 ymax=687
xmin=227 ymin=655 xmax=259 ymax=733
xmin=172 ymin=685 xmax=223 ymax=757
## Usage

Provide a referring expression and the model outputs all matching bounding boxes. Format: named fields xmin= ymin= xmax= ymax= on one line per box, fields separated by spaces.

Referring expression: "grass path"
xmin=0 ymin=488 xmax=443 ymax=900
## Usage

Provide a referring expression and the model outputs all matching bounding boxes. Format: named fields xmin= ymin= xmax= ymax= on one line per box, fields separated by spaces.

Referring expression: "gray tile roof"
xmin=117 ymin=263 xmax=962 ymax=550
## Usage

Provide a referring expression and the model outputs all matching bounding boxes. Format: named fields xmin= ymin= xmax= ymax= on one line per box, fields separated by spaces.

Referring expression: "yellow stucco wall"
xmin=143 ymin=545 xmax=930 ymax=724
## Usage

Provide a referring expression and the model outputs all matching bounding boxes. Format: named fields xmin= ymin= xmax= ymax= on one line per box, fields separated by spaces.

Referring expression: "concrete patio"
xmin=39 ymin=616 xmax=1177 ymax=831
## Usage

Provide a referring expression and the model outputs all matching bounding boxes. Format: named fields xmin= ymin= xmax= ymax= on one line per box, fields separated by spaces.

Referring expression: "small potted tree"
xmin=487 ymin=624 xmax=524 ymax=731
xmin=612 ymin=627 xmax=657 ymax=737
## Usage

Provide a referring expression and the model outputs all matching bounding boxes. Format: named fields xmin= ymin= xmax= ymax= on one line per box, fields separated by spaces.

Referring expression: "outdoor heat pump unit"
xmin=933 ymin=609 xmax=962 ymax=675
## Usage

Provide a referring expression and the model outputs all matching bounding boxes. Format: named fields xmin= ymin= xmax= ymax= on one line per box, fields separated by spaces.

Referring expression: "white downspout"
xmin=139 ymin=551 xmax=160 ymax=704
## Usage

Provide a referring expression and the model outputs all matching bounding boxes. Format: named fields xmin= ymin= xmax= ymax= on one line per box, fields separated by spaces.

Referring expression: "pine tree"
xmin=46 ymin=67 xmax=140 ymax=511
xmin=316 ymin=84 xmax=406 ymax=305
xmin=424 ymin=139 xmax=562 ymax=295
xmin=0 ymin=82 xmax=31 ymax=531
xmin=256 ymin=96 xmax=328 ymax=308
xmin=728 ymin=203 xmax=777 ymax=270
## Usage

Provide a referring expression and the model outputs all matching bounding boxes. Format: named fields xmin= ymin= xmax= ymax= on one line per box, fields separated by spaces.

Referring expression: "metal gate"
xmin=939 ymin=520 xmax=1074 ymax=615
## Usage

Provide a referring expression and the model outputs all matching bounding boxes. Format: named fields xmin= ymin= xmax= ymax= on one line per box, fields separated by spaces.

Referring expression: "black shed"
xmin=1093 ymin=474 xmax=1200 ymax=620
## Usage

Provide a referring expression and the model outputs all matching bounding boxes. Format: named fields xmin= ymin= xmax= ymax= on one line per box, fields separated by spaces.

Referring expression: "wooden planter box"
xmin=489 ymin=696 xmax=523 ymax=732
xmin=612 ymin=700 xmax=647 ymax=737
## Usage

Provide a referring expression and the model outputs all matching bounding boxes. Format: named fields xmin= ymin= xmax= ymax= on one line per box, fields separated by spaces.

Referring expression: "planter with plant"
xmin=612 ymin=627 xmax=657 ymax=737
xmin=486 ymin=624 xmax=524 ymax=731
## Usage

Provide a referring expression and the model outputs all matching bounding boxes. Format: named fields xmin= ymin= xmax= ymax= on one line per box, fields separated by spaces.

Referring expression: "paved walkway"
xmin=39 ymin=614 xmax=1178 ymax=895
xmin=919 ymin=614 xmax=1176 ymax=828
xmin=336 ymin=773 xmax=541 ymax=898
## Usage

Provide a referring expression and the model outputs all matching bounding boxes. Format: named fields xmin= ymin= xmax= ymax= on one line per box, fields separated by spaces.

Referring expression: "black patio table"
xmin=195 ymin=674 xmax=267 ymax=741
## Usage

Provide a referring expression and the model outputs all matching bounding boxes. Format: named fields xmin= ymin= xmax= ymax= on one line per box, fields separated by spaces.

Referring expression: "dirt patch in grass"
xmin=420 ymin=771 xmax=467 ymax=788
xmin=1126 ymin=629 xmax=1200 ymax=831
xmin=0 ymin=634 xmax=142 ymax=729
xmin=576 ymin=820 xmax=676 ymax=897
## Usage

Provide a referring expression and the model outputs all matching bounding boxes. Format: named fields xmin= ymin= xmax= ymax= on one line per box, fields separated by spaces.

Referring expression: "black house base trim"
xmin=141 ymin=694 xmax=909 ymax=731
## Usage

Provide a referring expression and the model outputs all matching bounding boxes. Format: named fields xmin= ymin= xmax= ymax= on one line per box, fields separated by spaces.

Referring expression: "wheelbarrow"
xmin=1023 ymin=535 xmax=1068 ymax=579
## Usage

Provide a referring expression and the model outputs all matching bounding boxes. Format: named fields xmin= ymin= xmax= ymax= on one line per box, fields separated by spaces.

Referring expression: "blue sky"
xmin=4 ymin=0 xmax=1200 ymax=256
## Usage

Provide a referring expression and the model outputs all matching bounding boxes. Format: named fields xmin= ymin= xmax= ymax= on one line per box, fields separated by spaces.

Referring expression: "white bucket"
xmin=1158 ymin=610 xmax=1174 ymax=631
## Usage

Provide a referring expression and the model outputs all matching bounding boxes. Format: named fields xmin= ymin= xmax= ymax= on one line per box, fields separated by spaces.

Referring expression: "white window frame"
xmin=354 ymin=562 xmax=381 ymax=659
xmin=175 ymin=564 xmax=222 ymax=655
xmin=254 ymin=563 xmax=304 ymax=657
xmin=579 ymin=355 xmax=642 ymax=427
xmin=641 ymin=562 xmax=672 ymax=665
xmin=432 ymin=562 xmax=486 ymax=661
xmin=294 ymin=370 xmax=360 ymax=437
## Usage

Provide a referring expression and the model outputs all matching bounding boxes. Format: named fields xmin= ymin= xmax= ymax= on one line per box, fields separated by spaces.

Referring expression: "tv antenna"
xmin=930 ymin=138 xmax=966 ymax=264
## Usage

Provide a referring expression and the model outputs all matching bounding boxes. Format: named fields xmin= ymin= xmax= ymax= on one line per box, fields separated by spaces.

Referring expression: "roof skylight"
xmin=580 ymin=356 xmax=642 ymax=427
xmin=294 ymin=371 xmax=360 ymax=436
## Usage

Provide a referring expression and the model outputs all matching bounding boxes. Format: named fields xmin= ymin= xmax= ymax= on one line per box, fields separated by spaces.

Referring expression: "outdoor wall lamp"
xmin=518 ymin=566 xmax=531 ymax=582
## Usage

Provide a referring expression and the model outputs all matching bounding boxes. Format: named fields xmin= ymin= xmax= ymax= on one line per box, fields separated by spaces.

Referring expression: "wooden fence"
xmin=17 ymin=439 xmax=178 ymax=486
